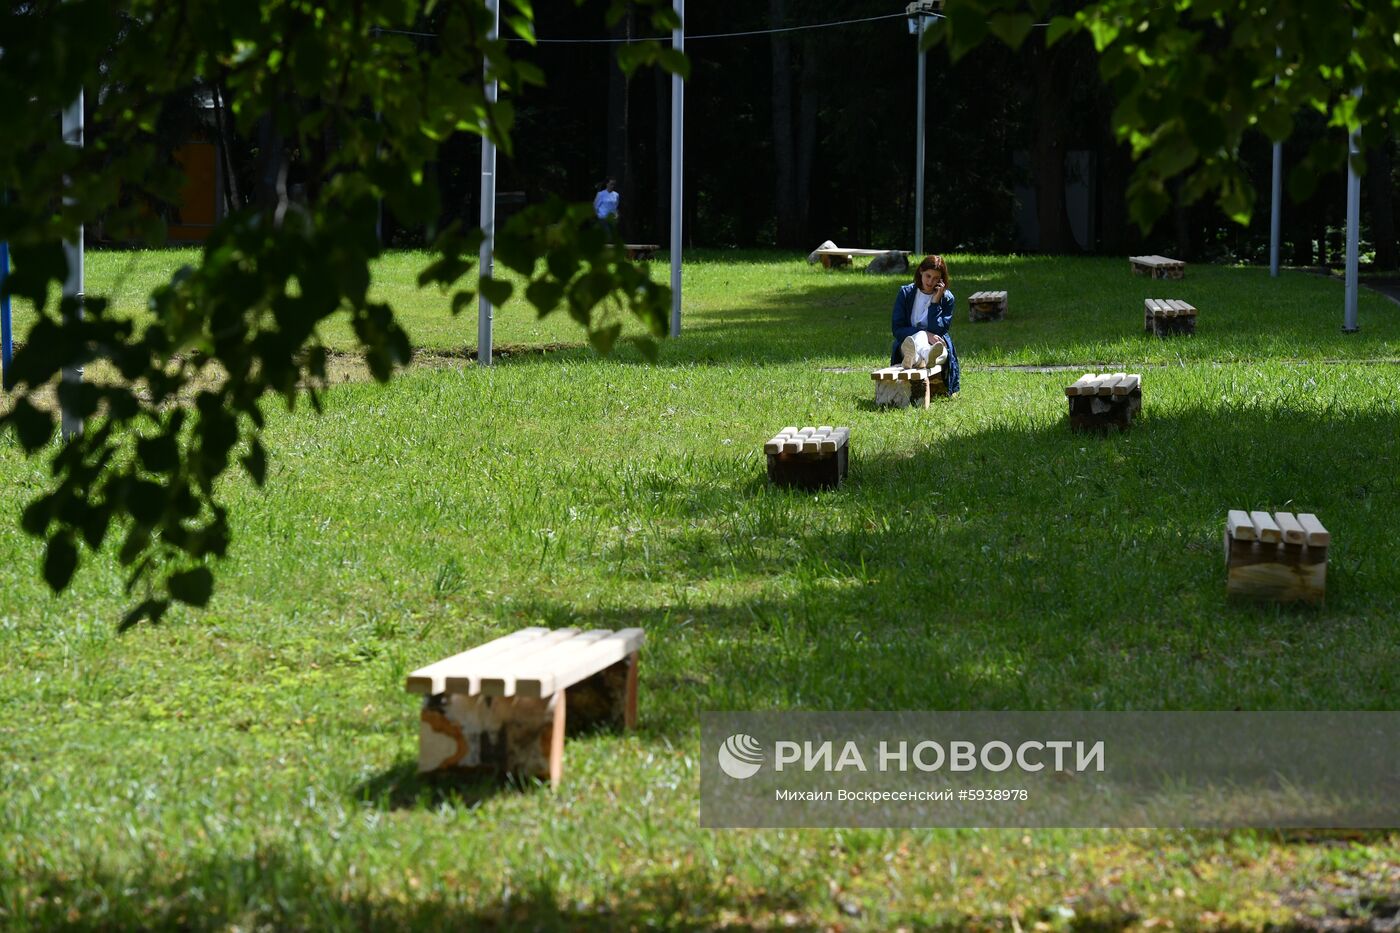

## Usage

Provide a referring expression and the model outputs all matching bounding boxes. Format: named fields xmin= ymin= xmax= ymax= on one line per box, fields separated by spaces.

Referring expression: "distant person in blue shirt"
xmin=890 ymin=254 xmax=960 ymax=394
xmin=593 ymin=178 xmax=620 ymax=237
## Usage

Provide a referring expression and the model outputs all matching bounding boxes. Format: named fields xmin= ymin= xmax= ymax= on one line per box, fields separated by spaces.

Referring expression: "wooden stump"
xmin=870 ymin=365 xmax=948 ymax=409
xmin=1129 ymin=255 xmax=1186 ymax=279
xmin=1144 ymin=298 xmax=1197 ymax=336
xmin=764 ymin=426 xmax=850 ymax=490
xmin=624 ymin=244 xmax=659 ymax=261
xmin=1065 ymin=372 xmax=1142 ymax=432
xmin=408 ymin=628 xmax=643 ymax=789
xmin=1225 ymin=510 xmax=1329 ymax=605
xmin=967 ymin=290 xmax=1008 ymax=322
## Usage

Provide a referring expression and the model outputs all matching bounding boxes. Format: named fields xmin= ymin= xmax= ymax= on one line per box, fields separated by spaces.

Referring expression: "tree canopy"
xmin=0 ymin=0 xmax=684 ymax=627
xmin=936 ymin=0 xmax=1400 ymax=227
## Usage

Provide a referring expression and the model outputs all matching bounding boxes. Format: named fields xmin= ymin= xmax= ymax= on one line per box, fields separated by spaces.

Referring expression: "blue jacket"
xmin=890 ymin=283 xmax=960 ymax=393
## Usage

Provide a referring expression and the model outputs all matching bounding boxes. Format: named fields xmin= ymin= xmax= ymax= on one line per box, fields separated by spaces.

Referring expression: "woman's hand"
xmin=932 ymin=280 xmax=946 ymax=302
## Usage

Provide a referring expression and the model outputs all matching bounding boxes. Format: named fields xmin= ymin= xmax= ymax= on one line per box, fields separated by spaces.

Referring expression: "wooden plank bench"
xmin=1225 ymin=510 xmax=1330 ymax=605
xmin=871 ymin=360 xmax=948 ymax=409
xmin=813 ymin=247 xmax=912 ymax=270
xmin=405 ymin=626 xmax=643 ymax=788
xmin=624 ymin=243 xmax=660 ymax=260
xmin=967 ymin=290 xmax=1008 ymax=322
xmin=1129 ymin=254 xmax=1186 ymax=279
xmin=764 ymin=425 xmax=850 ymax=490
xmin=1144 ymin=298 xmax=1197 ymax=336
xmin=1065 ymin=372 xmax=1142 ymax=432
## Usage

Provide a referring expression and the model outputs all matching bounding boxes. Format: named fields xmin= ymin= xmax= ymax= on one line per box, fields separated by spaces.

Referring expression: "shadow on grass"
xmin=502 ymin=398 xmax=1398 ymax=713
xmin=8 ymin=845 xmax=1378 ymax=930
xmin=353 ymin=759 xmax=552 ymax=811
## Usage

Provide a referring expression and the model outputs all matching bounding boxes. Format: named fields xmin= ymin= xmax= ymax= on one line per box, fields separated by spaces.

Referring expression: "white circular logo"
xmin=717 ymin=733 xmax=764 ymax=779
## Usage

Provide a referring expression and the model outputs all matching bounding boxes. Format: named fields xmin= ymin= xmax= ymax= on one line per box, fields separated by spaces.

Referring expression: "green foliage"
xmin=0 ymin=0 xmax=684 ymax=626
xmin=931 ymin=0 xmax=1400 ymax=226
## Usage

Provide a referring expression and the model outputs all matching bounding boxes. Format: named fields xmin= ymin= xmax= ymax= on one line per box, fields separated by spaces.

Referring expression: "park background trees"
xmin=378 ymin=0 xmax=1396 ymax=265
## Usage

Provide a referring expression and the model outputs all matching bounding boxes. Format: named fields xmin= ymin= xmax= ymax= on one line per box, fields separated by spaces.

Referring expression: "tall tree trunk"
xmin=210 ymin=80 xmax=242 ymax=213
xmin=654 ymin=64 xmax=670 ymax=247
xmin=1097 ymin=119 xmax=1129 ymax=253
xmin=770 ymin=0 xmax=800 ymax=248
xmin=606 ymin=6 xmax=634 ymax=239
xmin=796 ymin=34 xmax=819 ymax=241
xmin=1172 ymin=183 xmax=1191 ymax=259
xmin=1367 ymin=127 xmax=1397 ymax=269
xmin=1030 ymin=42 xmax=1074 ymax=252
xmin=253 ymin=113 xmax=285 ymax=210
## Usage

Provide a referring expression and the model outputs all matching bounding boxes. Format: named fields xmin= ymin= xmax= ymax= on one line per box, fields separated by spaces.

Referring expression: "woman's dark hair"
xmin=912 ymin=254 xmax=949 ymax=288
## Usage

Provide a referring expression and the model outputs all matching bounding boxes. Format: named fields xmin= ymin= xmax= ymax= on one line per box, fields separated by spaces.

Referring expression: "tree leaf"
xmin=168 ymin=567 xmax=214 ymax=607
xmin=118 ymin=599 xmax=169 ymax=633
xmin=479 ymin=275 xmax=513 ymax=306
xmin=43 ymin=533 xmax=78 ymax=592
xmin=6 ymin=398 xmax=55 ymax=452
xmin=241 ymin=438 xmax=267 ymax=487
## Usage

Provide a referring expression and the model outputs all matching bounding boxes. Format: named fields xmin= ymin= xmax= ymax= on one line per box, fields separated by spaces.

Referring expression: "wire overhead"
xmin=372 ymin=12 xmax=910 ymax=44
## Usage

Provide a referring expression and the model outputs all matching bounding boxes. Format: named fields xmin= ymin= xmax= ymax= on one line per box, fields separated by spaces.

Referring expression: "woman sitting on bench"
xmin=889 ymin=254 xmax=960 ymax=394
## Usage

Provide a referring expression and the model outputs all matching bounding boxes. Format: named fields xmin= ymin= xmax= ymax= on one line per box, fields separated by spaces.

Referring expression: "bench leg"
xmin=547 ymin=689 xmax=567 ymax=789
xmin=624 ymin=650 xmax=639 ymax=730
xmin=417 ymin=692 xmax=561 ymax=785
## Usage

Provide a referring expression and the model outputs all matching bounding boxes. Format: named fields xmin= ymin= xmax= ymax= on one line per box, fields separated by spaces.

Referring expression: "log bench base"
xmin=1225 ymin=510 xmax=1329 ymax=606
xmin=407 ymin=627 xmax=642 ymax=788
xmin=1145 ymin=299 xmax=1197 ymax=337
xmin=1065 ymin=372 xmax=1142 ymax=432
xmin=764 ymin=426 xmax=850 ymax=490
xmin=871 ymin=366 xmax=948 ymax=409
xmin=1129 ymin=255 xmax=1186 ymax=279
xmin=967 ymin=290 xmax=1008 ymax=322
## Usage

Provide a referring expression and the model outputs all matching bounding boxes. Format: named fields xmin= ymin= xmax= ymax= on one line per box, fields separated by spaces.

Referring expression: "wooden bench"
xmin=1144 ymin=298 xmax=1197 ymax=336
xmin=405 ymin=626 xmax=643 ymax=787
xmin=1129 ymin=255 xmax=1186 ymax=279
xmin=870 ymin=361 xmax=948 ymax=409
xmin=1065 ymin=372 xmax=1142 ymax=432
xmin=624 ymin=243 xmax=660 ymax=260
xmin=967 ymin=290 xmax=1008 ymax=322
xmin=764 ymin=426 xmax=850 ymax=490
xmin=813 ymin=247 xmax=912 ymax=270
xmin=1225 ymin=510 xmax=1330 ymax=605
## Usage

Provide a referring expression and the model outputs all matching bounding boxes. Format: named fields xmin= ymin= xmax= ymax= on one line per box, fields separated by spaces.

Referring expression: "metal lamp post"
xmin=907 ymin=1 xmax=943 ymax=257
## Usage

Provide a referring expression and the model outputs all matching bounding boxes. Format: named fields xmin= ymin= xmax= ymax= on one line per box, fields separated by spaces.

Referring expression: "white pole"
xmin=1343 ymin=83 xmax=1361 ymax=333
xmin=61 ymin=90 xmax=84 ymax=441
xmin=669 ymin=0 xmax=684 ymax=337
xmin=478 ymin=0 xmax=499 ymax=364
xmin=914 ymin=14 xmax=926 ymax=257
xmin=1269 ymin=46 xmax=1281 ymax=278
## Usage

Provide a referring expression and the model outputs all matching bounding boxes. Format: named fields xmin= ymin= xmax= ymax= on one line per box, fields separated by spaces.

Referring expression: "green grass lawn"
xmin=1 ymin=250 xmax=1397 ymax=929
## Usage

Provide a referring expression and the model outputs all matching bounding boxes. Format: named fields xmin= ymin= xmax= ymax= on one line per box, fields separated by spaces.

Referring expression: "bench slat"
xmin=405 ymin=627 xmax=552 ymax=695
xmin=1249 ymin=510 xmax=1282 ymax=543
xmin=1227 ymin=510 xmax=1256 ymax=541
xmin=1274 ymin=511 xmax=1306 ymax=545
xmin=471 ymin=629 xmax=615 ymax=697
xmin=516 ymin=628 xmax=647 ymax=699
xmin=1297 ymin=513 xmax=1330 ymax=547
xmin=1065 ymin=373 xmax=1096 ymax=397
xmin=434 ymin=627 xmax=589 ymax=696
xmin=818 ymin=428 xmax=849 ymax=452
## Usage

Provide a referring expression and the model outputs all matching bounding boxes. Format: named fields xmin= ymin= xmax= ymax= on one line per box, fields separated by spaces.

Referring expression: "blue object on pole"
xmin=1 ymin=237 xmax=10 ymax=390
